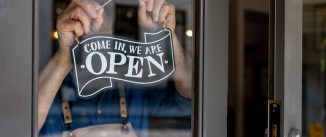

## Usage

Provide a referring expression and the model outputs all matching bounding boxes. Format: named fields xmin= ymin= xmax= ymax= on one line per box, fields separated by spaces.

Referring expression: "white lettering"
xmin=91 ymin=42 xmax=97 ymax=51
xmin=144 ymin=53 xmax=165 ymax=77
xmin=124 ymin=56 xmax=143 ymax=78
xmin=156 ymin=44 xmax=162 ymax=52
xmin=84 ymin=44 xmax=91 ymax=53
xmin=129 ymin=45 xmax=137 ymax=54
xmin=106 ymin=52 xmax=127 ymax=74
xmin=145 ymin=47 xmax=152 ymax=54
xmin=85 ymin=52 xmax=107 ymax=75
xmin=96 ymin=41 xmax=105 ymax=50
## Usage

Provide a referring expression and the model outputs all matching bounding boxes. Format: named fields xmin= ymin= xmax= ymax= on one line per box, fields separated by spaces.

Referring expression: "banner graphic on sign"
xmin=71 ymin=29 xmax=175 ymax=98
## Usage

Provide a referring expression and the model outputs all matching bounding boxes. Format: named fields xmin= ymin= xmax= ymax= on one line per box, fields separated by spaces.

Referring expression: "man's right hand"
xmin=56 ymin=0 xmax=104 ymax=56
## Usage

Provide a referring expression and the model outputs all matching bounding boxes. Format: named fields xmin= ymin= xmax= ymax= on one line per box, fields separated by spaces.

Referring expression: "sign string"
xmin=100 ymin=0 xmax=113 ymax=9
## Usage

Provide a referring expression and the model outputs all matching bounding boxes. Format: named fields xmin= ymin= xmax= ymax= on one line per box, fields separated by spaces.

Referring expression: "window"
xmin=37 ymin=0 xmax=193 ymax=137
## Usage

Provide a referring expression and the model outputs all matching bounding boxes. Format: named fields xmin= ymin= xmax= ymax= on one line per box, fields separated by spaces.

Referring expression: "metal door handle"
xmin=288 ymin=128 xmax=301 ymax=137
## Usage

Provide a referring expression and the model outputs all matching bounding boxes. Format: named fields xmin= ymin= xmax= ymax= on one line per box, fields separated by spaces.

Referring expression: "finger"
xmin=57 ymin=20 xmax=84 ymax=37
xmin=145 ymin=0 xmax=154 ymax=11
xmin=163 ymin=4 xmax=175 ymax=30
xmin=91 ymin=7 xmax=104 ymax=32
xmin=158 ymin=4 xmax=169 ymax=23
xmin=63 ymin=2 xmax=76 ymax=14
xmin=74 ymin=0 xmax=101 ymax=18
xmin=138 ymin=0 xmax=147 ymax=25
xmin=152 ymin=0 xmax=164 ymax=22
xmin=166 ymin=3 xmax=176 ymax=21
xmin=70 ymin=7 xmax=91 ymax=34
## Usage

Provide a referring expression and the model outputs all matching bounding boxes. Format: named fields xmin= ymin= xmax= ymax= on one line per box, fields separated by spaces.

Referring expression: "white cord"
xmin=99 ymin=0 xmax=113 ymax=9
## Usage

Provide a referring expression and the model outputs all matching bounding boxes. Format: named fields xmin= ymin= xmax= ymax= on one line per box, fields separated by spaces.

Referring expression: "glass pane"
xmin=37 ymin=0 xmax=193 ymax=137
xmin=303 ymin=1 xmax=326 ymax=136
xmin=228 ymin=0 xmax=270 ymax=137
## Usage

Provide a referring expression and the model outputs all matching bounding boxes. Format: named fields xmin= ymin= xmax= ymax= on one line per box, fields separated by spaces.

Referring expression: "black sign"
xmin=71 ymin=29 xmax=175 ymax=98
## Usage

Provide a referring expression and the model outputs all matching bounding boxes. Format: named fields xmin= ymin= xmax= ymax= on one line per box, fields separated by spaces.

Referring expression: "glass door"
xmin=35 ymin=0 xmax=229 ymax=137
xmin=228 ymin=0 xmax=302 ymax=137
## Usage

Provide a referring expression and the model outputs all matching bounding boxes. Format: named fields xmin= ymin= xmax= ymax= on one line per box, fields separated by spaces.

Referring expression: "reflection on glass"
xmin=38 ymin=0 xmax=193 ymax=137
xmin=303 ymin=1 xmax=326 ymax=136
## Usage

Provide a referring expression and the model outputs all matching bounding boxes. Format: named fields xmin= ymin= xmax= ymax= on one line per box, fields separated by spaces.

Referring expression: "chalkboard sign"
xmin=71 ymin=29 xmax=175 ymax=98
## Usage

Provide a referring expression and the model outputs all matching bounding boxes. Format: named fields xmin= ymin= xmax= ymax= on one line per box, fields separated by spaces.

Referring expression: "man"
xmin=38 ymin=0 xmax=192 ymax=136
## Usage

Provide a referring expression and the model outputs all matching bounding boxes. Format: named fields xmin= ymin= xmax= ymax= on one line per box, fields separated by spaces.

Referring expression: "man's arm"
xmin=38 ymin=0 xmax=104 ymax=130
xmin=171 ymin=33 xmax=192 ymax=99
xmin=38 ymin=51 xmax=71 ymax=130
xmin=138 ymin=0 xmax=192 ymax=99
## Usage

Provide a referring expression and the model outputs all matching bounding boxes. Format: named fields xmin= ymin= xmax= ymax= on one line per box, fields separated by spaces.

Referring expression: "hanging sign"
xmin=71 ymin=29 xmax=175 ymax=98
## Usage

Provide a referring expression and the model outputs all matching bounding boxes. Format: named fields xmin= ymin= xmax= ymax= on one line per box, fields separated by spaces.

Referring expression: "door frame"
xmin=0 ymin=0 xmax=35 ymax=136
xmin=273 ymin=0 xmax=302 ymax=136
xmin=194 ymin=0 xmax=229 ymax=137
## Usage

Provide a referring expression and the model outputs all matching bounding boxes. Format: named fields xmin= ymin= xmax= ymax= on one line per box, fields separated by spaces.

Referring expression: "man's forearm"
xmin=172 ymin=33 xmax=192 ymax=99
xmin=38 ymin=51 xmax=72 ymax=130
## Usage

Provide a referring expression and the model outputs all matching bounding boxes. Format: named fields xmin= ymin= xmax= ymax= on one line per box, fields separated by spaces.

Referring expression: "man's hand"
xmin=138 ymin=0 xmax=176 ymax=32
xmin=56 ymin=0 xmax=104 ymax=54
xmin=139 ymin=0 xmax=192 ymax=98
